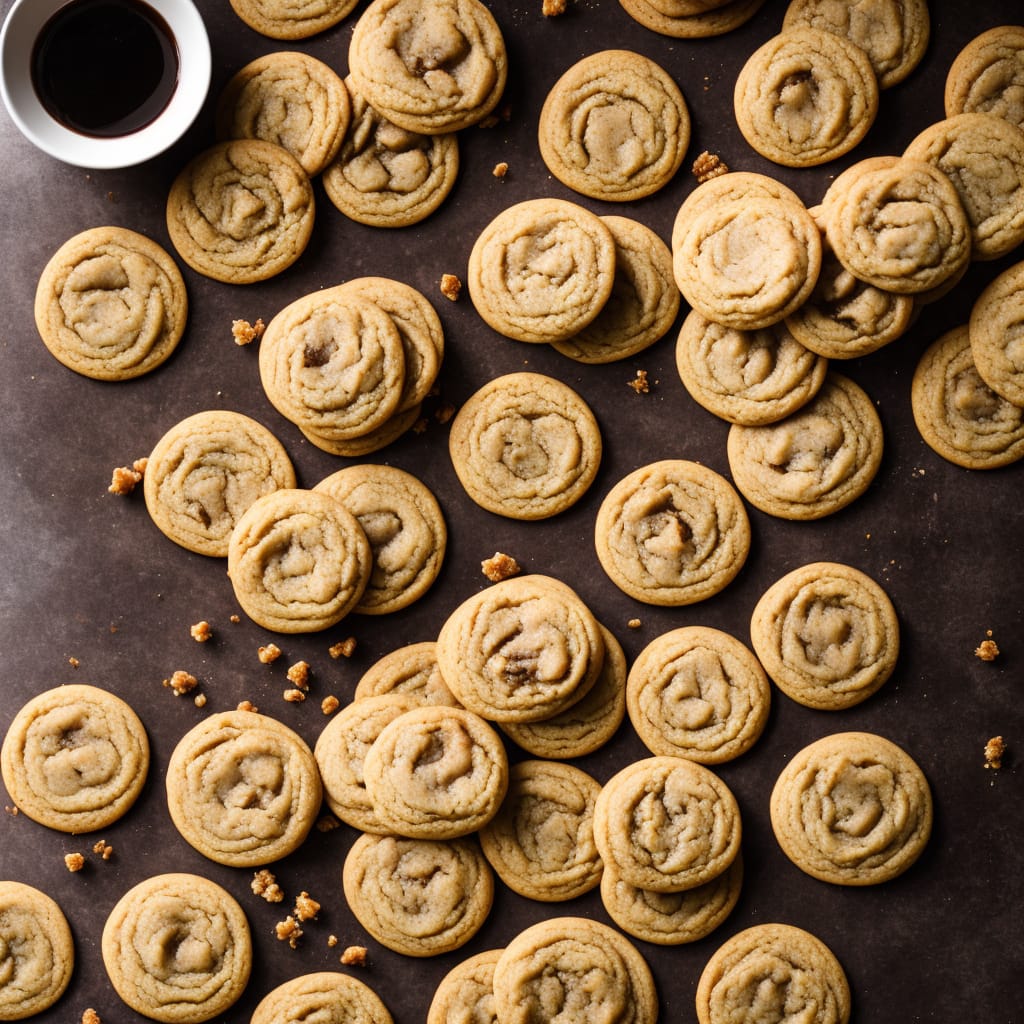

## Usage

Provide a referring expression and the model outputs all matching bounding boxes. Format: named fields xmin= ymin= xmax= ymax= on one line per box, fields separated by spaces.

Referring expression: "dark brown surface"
xmin=1 ymin=2 xmax=1022 ymax=1021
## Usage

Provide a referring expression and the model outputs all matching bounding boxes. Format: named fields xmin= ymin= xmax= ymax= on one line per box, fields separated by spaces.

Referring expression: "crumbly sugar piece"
xmin=190 ymin=620 xmax=212 ymax=642
xmin=92 ymin=840 xmax=113 ymax=860
xmin=543 ymin=0 xmax=567 ymax=14
xmin=294 ymin=892 xmax=320 ymax=921
xmin=81 ymin=1011 xmax=101 ymax=1024
xmin=283 ymin=688 xmax=306 ymax=703
xmin=629 ymin=370 xmax=650 ymax=394
xmin=481 ymin=551 xmax=521 ymax=582
xmin=108 ymin=464 xmax=144 ymax=495
xmin=163 ymin=670 xmax=198 ymax=696
xmin=64 ymin=852 xmax=85 ymax=872
xmin=341 ymin=945 xmax=368 ymax=965
xmin=237 ymin=699 xmax=259 ymax=713
xmin=322 ymin=695 xmax=340 ymax=715
xmin=975 ymin=638 xmax=1000 ymax=661
xmin=232 ymin=317 xmax=265 ymax=345
xmin=692 ymin=150 xmax=729 ymax=182
xmin=984 ymin=736 xmax=1006 ymax=769
xmin=252 ymin=869 xmax=284 ymax=903
xmin=329 ymin=637 xmax=357 ymax=659
xmin=493 ymin=161 xmax=509 ymax=177
xmin=275 ymin=916 xmax=303 ymax=948
xmin=440 ymin=274 xmax=462 ymax=301
xmin=286 ymin=661 xmax=311 ymax=689
xmin=258 ymin=643 xmax=283 ymax=664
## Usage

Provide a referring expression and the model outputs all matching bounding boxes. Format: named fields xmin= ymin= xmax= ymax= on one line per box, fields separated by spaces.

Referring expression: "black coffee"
xmin=31 ymin=0 xmax=180 ymax=138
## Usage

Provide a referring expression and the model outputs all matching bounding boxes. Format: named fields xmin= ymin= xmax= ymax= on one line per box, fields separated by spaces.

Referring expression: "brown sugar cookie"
xmin=34 ymin=225 xmax=187 ymax=381
xmin=911 ymin=324 xmax=1024 ymax=469
xmin=0 ymin=882 xmax=74 ymax=1020
xmin=750 ymin=562 xmax=900 ymax=710
xmin=626 ymin=626 xmax=770 ymax=764
xmin=593 ymin=755 xmax=742 ymax=893
xmin=215 ymin=51 xmax=350 ymax=176
xmin=427 ymin=948 xmax=502 ymax=1024
xmin=101 ymin=873 xmax=251 ymax=1023
xmin=594 ymin=459 xmax=751 ymax=606
xmin=227 ymin=489 xmax=372 ymax=633
xmin=300 ymin=402 xmax=423 ymax=457
xmin=696 ymin=922 xmax=851 ymax=1024
xmin=538 ymin=49 xmax=690 ymax=202
xmin=467 ymin=197 xmax=617 ymax=343
xmin=783 ymin=0 xmax=930 ymax=89
xmin=553 ymin=216 xmax=680 ymax=364
xmin=229 ymin=0 xmax=358 ymax=39
xmin=675 ymin=310 xmax=828 ymax=426
xmin=1 ymin=683 xmax=148 ymax=833
xmin=726 ymin=372 xmax=883 ymax=520
xmin=323 ymin=76 xmax=460 ymax=228
xmin=447 ymin=372 xmax=602 ymax=520
xmin=945 ymin=25 xmax=1024 ymax=130
xmin=251 ymin=972 xmax=393 ymax=1024
xmin=619 ymin=0 xmax=767 ymax=39
xmin=354 ymin=641 xmax=461 ymax=707
xmin=166 ymin=139 xmax=315 ymax=284
xmin=342 ymin=833 xmax=494 ymax=957
xmin=166 ymin=709 xmax=322 ymax=867
xmin=734 ymin=26 xmax=879 ymax=167
xmin=348 ymin=0 xmax=507 ymax=134
xmin=143 ymin=409 xmax=296 ymax=557
xmin=770 ymin=731 xmax=933 ymax=885
xmin=968 ymin=258 xmax=1024 ymax=407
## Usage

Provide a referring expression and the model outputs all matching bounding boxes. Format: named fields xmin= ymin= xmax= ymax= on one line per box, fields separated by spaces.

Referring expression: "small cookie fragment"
xmin=108 ymin=462 xmax=145 ymax=495
xmin=92 ymin=839 xmax=114 ymax=860
xmin=163 ymin=669 xmax=198 ymax=696
xmin=341 ymin=945 xmax=368 ymax=965
xmin=481 ymin=551 xmax=521 ymax=582
xmin=542 ymin=0 xmax=567 ymax=14
xmin=984 ymin=736 xmax=1006 ymax=769
xmin=275 ymin=916 xmax=303 ymax=948
xmin=232 ymin=317 xmax=264 ymax=345
xmin=64 ymin=852 xmax=85 ymax=872
xmin=329 ymin=637 xmax=357 ymax=659
xmin=629 ymin=369 xmax=650 ymax=394
xmin=692 ymin=150 xmax=729 ymax=182
xmin=975 ymin=637 xmax=1000 ymax=661
xmin=294 ymin=891 xmax=320 ymax=921
xmin=251 ymin=869 xmax=285 ymax=903
xmin=259 ymin=643 xmax=283 ymax=664
xmin=81 ymin=1010 xmax=101 ymax=1024
xmin=190 ymin=620 xmax=212 ymax=642
xmin=322 ymin=695 xmax=341 ymax=715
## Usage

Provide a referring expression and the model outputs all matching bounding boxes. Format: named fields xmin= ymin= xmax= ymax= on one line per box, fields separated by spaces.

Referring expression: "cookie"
xmin=726 ymin=372 xmax=883 ymax=520
xmin=342 ymin=833 xmax=494 ymax=957
xmin=619 ymin=0 xmax=767 ymax=39
xmin=300 ymin=402 xmax=423 ymax=457
xmin=945 ymin=25 xmax=1024 ymax=130
xmin=1 ymin=683 xmax=148 ymax=833
xmin=215 ymin=51 xmax=350 ymax=176
xmin=911 ymin=324 xmax=1024 ymax=469
xmin=101 ymin=873 xmax=251 ymax=1023
xmin=593 ymin=755 xmax=742 ymax=892
xmin=478 ymin=759 xmax=603 ymax=902
xmin=904 ymin=113 xmax=1024 ymax=261
xmin=770 ymin=731 xmax=933 ymax=885
xmin=552 ymin=216 xmax=680 ymax=364
xmin=229 ymin=0 xmax=358 ymax=39
xmin=968 ymin=258 xmax=1024 ymax=406
xmin=600 ymin=854 xmax=742 ymax=946
xmin=259 ymin=287 xmax=406 ymax=442
xmin=594 ymin=459 xmax=751 ymax=606
xmin=734 ymin=26 xmax=879 ymax=167
xmin=0 ymin=882 xmax=74 ymax=1020
xmin=695 ymin=922 xmax=851 ymax=1024
xmin=467 ymin=198 xmax=617 ymax=343
xmin=426 ymin=948 xmax=502 ymax=1024
xmin=348 ymin=0 xmax=507 ymax=134
xmin=322 ymin=76 xmax=460 ymax=228
xmin=783 ymin=0 xmax=930 ymax=89
xmin=447 ymin=372 xmax=602 ymax=520
xmin=165 ymin=709 xmax=321 ymax=866
xmin=675 ymin=310 xmax=828 ymax=426
xmin=672 ymin=192 xmax=822 ymax=330
xmin=251 ymin=971 xmax=393 ymax=1024
xmin=314 ymin=464 xmax=447 ymax=615
xmin=143 ymin=409 xmax=296 ymax=558
xmin=227 ymin=488 xmax=372 ymax=633
xmin=538 ymin=49 xmax=689 ymax=202
xmin=492 ymin=916 xmax=658 ymax=1024
xmin=353 ymin=641 xmax=461 ymax=706
xmin=435 ymin=574 xmax=605 ymax=723
xmin=750 ymin=562 xmax=900 ymax=710
xmin=822 ymin=155 xmax=971 ymax=294
xmin=499 ymin=623 xmax=627 ymax=759
xmin=626 ymin=626 xmax=770 ymax=763
xmin=314 ymin=693 xmax=420 ymax=834
xmin=165 ymin=139 xmax=315 ymax=284
xmin=362 ymin=705 xmax=509 ymax=839
xmin=34 ymin=225 xmax=187 ymax=380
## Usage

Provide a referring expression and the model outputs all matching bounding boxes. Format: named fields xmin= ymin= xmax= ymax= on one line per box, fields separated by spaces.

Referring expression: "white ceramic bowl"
xmin=0 ymin=0 xmax=210 ymax=169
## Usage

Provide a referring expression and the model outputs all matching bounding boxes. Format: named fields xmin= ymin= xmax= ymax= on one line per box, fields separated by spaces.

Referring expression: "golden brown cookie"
xmin=165 ymin=709 xmax=321 ymax=866
xmin=619 ymin=0 xmax=767 ymax=39
xmin=251 ymin=972 xmax=393 ymax=1024
xmin=101 ymin=873 xmax=251 ymax=1023
xmin=166 ymin=139 xmax=315 ymax=284
xmin=538 ymin=49 xmax=689 ymax=201
xmin=770 ymin=731 xmax=933 ymax=885
xmin=143 ymin=409 xmax=296 ymax=557
xmin=968 ymin=258 xmax=1024 ymax=406
xmin=1 ymin=683 xmax=148 ymax=833
xmin=34 ymin=225 xmax=187 ymax=380
xmin=594 ymin=459 xmax=751 ymax=606
xmin=300 ymin=402 xmax=423 ymax=457
xmin=229 ymin=0 xmax=359 ymax=39
xmin=353 ymin=641 xmax=461 ymax=707
xmin=427 ymin=949 xmax=502 ymax=1024
xmin=945 ymin=25 xmax=1024 ymax=130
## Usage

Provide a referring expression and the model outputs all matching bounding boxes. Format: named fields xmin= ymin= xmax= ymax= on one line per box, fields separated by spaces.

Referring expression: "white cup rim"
xmin=0 ymin=0 xmax=211 ymax=169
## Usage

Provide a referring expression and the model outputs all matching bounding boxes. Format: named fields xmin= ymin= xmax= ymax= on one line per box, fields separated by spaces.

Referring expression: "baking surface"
xmin=1 ymin=1 xmax=1022 ymax=1021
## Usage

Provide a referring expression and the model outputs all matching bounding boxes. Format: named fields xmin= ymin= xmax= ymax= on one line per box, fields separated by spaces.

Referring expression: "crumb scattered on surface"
xmin=163 ymin=670 xmax=199 ymax=696
xmin=81 ymin=1010 xmax=101 ymax=1024
xmin=481 ymin=551 xmax=521 ymax=582
xmin=316 ymin=814 xmax=341 ymax=833
xmin=329 ymin=637 xmax=357 ymax=659
xmin=68 ymin=657 xmax=80 ymax=669
xmin=321 ymin=695 xmax=340 ymax=715
xmin=493 ymin=161 xmax=509 ymax=178
xmin=232 ymin=317 xmax=265 ymax=346
xmin=294 ymin=891 xmax=320 ymax=922
xmin=64 ymin=852 xmax=85 ymax=872
xmin=628 ymin=369 xmax=650 ymax=394
xmin=190 ymin=620 xmax=213 ymax=643
xmin=252 ymin=869 xmax=285 ymax=903
xmin=108 ymin=463 xmax=144 ymax=495
xmin=341 ymin=945 xmax=368 ymax=966
xmin=692 ymin=150 xmax=729 ymax=183
xmin=627 ymin=618 xmax=642 ymax=629
xmin=230 ymin=614 xmax=241 ymax=624
xmin=286 ymin=661 xmax=311 ymax=689
xmin=975 ymin=633 xmax=1000 ymax=661
xmin=328 ymin=934 xmax=339 ymax=947
xmin=283 ymin=688 xmax=306 ymax=703
xmin=542 ymin=0 xmax=567 ymax=13
xmin=259 ymin=643 xmax=283 ymax=664
xmin=275 ymin=916 xmax=303 ymax=948
xmin=193 ymin=693 xmax=207 ymax=708
xmin=4 ymin=805 xmax=18 ymax=816
xmin=440 ymin=273 xmax=462 ymax=301
xmin=92 ymin=839 xmax=113 ymax=860
xmin=984 ymin=736 xmax=1006 ymax=770
xmin=237 ymin=699 xmax=259 ymax=713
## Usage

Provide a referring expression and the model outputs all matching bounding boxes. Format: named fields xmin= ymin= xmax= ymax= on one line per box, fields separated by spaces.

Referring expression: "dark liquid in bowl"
xmin=31 ymin=0 xmax=180 ymax=138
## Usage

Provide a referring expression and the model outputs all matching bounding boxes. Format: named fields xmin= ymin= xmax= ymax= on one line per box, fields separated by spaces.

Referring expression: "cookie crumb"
xmin=321 ymin=695 xmax=341 ymax=715
xmin=283 ymin=688 xmax=306 ymax=703
xmin=237 ymin=699 xmax=259 ymax=713
xmin=190 ymin=620 xmax=213 ymax=643
xmin=92 ymin=839 xmax=113 ymax=860
xmin=628 ymin=369 xmax=650 ymax=394
xmin=4 ymin=805 xmax=18 ymax=816
xmin=81 ymin=1010 xmax=102 ymax=1024
xmin=493 ymin=161 xmax=509 ymax=178
xmin=692 ymin=150 xmax=729 ymax=183
xmin=68 ymin=657 xmax=80 ymax=669
xmin=329 ymin=637 xmax=357 ymax=659
xmin=258 ymin=643 xmax=283 ymax=664
xmin=316 ymin=814 xmax=341 ymax=833
xmin=328 ymin=934 xmax=339 ymax=948
xmin=194 ymin=693 xmax=208 ymax=708
xmin=286 ymin=661 xmax=311 ymax=690
xmin=163 ymin=670 xmax=199 ymax=696
xmin=108 ymin=463 xmax=144 ymax=495
xmin=627 ymin=618 xmax=642 ymax=629
xmin=232 ymin=317 xmax=265 ymax=346
xmin=294 ymin=891 xmax=320 ymax=922
xmin=64 ymin=852 xmax=85 ymax=873
xmin=984 ymin=735 xmax=1006 ymax=770
xmin=440 ymin=273 xmax=462 ymax=301
xmin=230 ymin=614 xmax=241 ymax=624
xmin=975 ymin=636 xmax=1000 ymax=661
xmin=340 ymin=945 xmax=368 ymax=966
xmin=542 ymin=0 xmax=567 ymax=13
xmin=252 ymin=869 xmax=285 ymax=903
xmin=274 ymin=916 xmax=303 ymax=948
xmin=481 ymin=551 xmax=521 ymax=582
